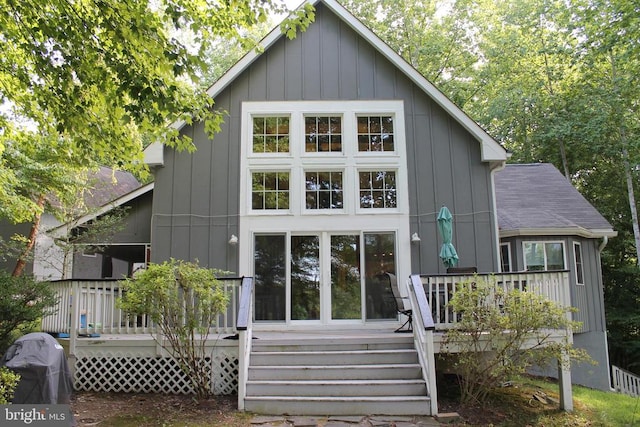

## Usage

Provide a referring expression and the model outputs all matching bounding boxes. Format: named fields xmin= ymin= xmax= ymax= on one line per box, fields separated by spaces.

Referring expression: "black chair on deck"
xmin=379 ymin=273 xmax=412 ymax=333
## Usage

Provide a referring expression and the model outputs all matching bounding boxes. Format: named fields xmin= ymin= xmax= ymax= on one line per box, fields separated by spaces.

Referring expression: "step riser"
xmin=244 ymin=399 xmax=431 ymax=416
xmin=250 ymin=351 xmax=418 ymax=366
xmin=248 ymin=366 xmax=423 ymax=381
xmin=246 ymin=382 xmax=427 ymax=397
xmin=251 ymin=342 xmax=414 ymax=352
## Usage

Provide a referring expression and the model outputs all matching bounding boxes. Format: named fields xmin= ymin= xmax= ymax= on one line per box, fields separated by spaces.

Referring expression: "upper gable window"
xmin=357 ymin=116 xmax=394 ymax=152
xmin=305 ymin=116 xmax=342 ymax=153
xmin=252 ymin=116 xmax=290 ymax=153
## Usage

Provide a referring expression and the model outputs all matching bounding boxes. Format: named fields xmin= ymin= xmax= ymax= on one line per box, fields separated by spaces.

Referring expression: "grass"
xmin=437 ymin=374 xmax=640 ymax=426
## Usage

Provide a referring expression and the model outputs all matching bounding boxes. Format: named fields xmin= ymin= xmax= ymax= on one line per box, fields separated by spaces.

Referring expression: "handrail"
xmin=612 ymin=365 xmax=640 ymax=397
xmin=408 ymin=274 xmax=438 ymax=416
xmin=236 ymin=276 xmax=254 ymax=331
xmin=409 ymin=274 xmax=435 ymax=330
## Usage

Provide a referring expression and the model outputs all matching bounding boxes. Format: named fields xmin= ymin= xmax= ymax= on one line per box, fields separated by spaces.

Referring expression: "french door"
xmin=254 ymin=232 xmax=397 ymax=324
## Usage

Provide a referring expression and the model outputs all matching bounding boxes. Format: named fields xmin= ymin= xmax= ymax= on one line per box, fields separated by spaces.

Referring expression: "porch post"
xmin=558 ymin=350 xmax=573 ymax=411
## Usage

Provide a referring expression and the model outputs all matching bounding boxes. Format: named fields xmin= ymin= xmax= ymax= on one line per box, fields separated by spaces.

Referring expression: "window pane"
xmin=524 ymin=242 xmax=545 ymax=271
xmin=500 ymin=243 xmax=511 ymax=272
xmin=252 ymin=172 xmax=289 ymax=210
xmin=357 ymin=115 xmax=395 ymax=152
xmin=305 ymin=171 xmax=343 ymax=209
xmin=359 ymin=171 xmax=397 ymax=209
xmin=254 ymin=234 xmax=286 ymax=321
xmin=252 ymin=116 xmax=290 ymax=153
xmin=305 ymin=116 xmax=342 ymax=152
xmin=365 ymin=233 xmax=396 ymax=320
xmin=546 ymin=242 xmax=564 ymax=270
xmin=291 ymin=235 xmax=320 ymax=320
xmin=331 ymin=235 xmax=361 ymax=319
xmin=574 ymin=243 xmax=584 ymax=284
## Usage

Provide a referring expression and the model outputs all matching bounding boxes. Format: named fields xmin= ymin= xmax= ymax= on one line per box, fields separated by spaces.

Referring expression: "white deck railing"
xmin=612 ymin=365 xmax=640 ymax=397
xmin=422 ymin=271 xmax=571 ymax=330
xmin=41 ymin=278 xmax=243 ymax=337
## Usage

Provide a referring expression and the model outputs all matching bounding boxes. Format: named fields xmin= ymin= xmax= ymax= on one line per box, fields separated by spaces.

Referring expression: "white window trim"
xmin=573 ymin=241 xmax=585 ymax=286
xmin=522 ymin=240 xmax=567 ymax=271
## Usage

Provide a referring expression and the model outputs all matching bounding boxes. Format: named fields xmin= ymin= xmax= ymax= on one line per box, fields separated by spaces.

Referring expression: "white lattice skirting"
xmin=73 ymin=350 xmax=239 ymax=395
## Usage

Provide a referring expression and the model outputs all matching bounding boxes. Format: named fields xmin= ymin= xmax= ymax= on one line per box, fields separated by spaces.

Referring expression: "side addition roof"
xmin=495 ymin=163 xmax=616 ymax=239
xmin=145 ymin=0 xmax=508 ymax=168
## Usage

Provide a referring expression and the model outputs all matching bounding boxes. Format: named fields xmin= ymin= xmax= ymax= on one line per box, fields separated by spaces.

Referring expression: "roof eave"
xmin=499 ymin=227 xmax=617 ymax=239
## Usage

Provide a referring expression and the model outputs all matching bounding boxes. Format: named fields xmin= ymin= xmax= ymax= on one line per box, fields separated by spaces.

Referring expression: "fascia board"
xmin=499 ymin=227 xmax=617 ymax=239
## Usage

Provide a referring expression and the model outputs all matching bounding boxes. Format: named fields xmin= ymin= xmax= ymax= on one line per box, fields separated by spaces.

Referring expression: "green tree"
xmin=118 ymin=259 xmax=229 ymax=400
xmin=0 ymin=272 xmax=58 ymax=354
xmin=443 ymin=276 xmax=590 ymax=406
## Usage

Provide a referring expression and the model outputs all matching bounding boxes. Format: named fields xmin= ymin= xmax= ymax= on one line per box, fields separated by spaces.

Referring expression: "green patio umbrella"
xmin=437 ymin=206 xmax=459 ymax=268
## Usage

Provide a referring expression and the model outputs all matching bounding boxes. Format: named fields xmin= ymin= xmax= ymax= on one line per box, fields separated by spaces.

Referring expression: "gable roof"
xmin=495 ymin=163 xmax=616 ymax=239
xmin=146 ymin=0 xmax=508 ymax=167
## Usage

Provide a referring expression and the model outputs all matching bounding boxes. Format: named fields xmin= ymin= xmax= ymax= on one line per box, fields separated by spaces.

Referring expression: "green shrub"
xmin=118 ymin=259 xmax=230 ymax=400
xmin=442 ymin=275 xmax=592 ymax=406
xmin=0 ymin=366 xmax=20 ymax=404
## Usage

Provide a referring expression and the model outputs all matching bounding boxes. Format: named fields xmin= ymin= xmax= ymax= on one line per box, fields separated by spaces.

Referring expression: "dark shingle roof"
xmin=494 ymin=164 xmax=615 ymax=237
xmin=83 ymin=167 xmax=141 ymax=209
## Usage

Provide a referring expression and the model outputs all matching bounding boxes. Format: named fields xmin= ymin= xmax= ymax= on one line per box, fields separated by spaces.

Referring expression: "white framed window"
xmin=241 ymin=100 xmax=407 ymax=216
xmin=305 ymin=170 xmax=344 ymax=210
xmin=573 ymin=242 xmax=585 ymax=285
xmin=357 ymin=115 xmax=395 ymax=152
xmin=523 ymin=241 xmax=565 ymax=271
xmin=500 ymin=242 xmax=512 ymax=272
xmin=305 ymin=115 xmax=342 ymax=153
xmin=252 ymin=116 xmax=290 ymax=153
xmin=358 ymin=170 xmax=397 ymax=209
xmin=251 ymin=171 xmax=290 ymax=210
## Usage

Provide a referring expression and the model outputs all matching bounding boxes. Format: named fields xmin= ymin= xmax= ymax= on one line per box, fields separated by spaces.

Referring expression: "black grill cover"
xmin=1 ymin=332 xmax=73 ymax=404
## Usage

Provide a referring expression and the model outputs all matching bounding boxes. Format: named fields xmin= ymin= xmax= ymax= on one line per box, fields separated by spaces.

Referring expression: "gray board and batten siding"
xmin=151 ymin=2 xmax=500 ymax=274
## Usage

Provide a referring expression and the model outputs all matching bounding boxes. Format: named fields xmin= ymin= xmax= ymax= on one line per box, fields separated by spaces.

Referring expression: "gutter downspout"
xmin=598 ymin=235 xmax=609 ymax=252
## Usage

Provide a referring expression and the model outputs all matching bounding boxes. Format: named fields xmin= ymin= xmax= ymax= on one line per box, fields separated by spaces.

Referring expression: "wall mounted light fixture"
xmin=228 ymin=234 xmax=239 ymax=245
xmin=411 ymin=232 xmax=421 ymax=243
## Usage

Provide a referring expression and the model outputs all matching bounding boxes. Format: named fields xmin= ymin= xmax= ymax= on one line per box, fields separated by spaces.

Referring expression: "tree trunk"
xmin=12 ymin=195 xmax=45 ymax=277
xmin=622 ymin=149 xmax=640 ymax=265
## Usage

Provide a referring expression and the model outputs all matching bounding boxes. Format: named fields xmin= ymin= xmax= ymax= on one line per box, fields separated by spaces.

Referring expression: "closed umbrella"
xmin=437 ymin=206 xmax=459 ymax=268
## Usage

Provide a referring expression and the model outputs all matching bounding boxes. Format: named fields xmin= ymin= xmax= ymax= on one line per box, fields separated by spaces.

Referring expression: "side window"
xmin=357 ymin=116 xmax=395 ymax=152
xmin=305 ymin=116 xmax=342 ymax=152
xmin=500 ymin=242 xmax=512 ymax=272
xmin=523 ymin=241 xmax=565 ymax=271
xmin=573 ymin=242 xmax=584 ymax=285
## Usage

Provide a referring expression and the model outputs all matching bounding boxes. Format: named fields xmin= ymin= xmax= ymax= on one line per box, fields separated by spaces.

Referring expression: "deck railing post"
xmin=69 ymin=280 xmax=79 ymax=359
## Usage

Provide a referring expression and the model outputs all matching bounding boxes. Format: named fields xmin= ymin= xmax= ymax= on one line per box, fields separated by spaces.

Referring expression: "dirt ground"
xmin=71 ymin=391 xmax=249 ymax=427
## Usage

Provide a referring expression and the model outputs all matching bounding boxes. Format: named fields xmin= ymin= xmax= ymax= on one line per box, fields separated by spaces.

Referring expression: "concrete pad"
xmin=251 ymin=416 xmax=290 ymax=425
xmin=327 ymin=416 xmax=365 ymax=423
xmin=435 ymin=412 xmax=460 ymax=423
xmin=288 ymin=416 xmax=322 ymax=426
